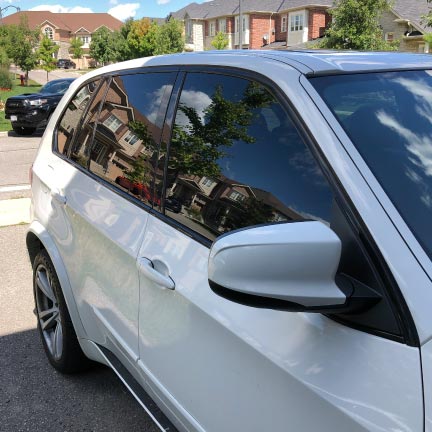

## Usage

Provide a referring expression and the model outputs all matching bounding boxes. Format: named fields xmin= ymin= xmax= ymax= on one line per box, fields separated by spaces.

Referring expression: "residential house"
xmin=2 ymin=11 xmax=123 ymax=67
xmin=171 ymin=0 xmax=432 ymax=52
xmin=380 ymin=0 xmax=432 ymax=53
xmin=170 ymin=0 xmax=333 ymax=51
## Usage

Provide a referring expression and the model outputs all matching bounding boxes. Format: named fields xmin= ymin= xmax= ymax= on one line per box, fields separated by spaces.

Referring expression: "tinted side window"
xmin=88 ymin=73 xmax=175 ymax=206
xmin=69 ymin=79 xmax=109 ymax=169
xmin=164 ymin=72 xmax=334 ymax=241
xmin=56 ymin=79 xmax=100 ymax=156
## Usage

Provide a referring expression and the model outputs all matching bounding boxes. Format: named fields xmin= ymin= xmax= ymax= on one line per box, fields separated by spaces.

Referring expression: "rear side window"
xmin=69 ymin=80 xmax=110 ymax=169
xmin=162 ymin=72 xmax=334 ymax=241
xmin=87 ymin=73 xmax=176 ymax=205
xmin=56 ymin=79 xmax=100 ymax=156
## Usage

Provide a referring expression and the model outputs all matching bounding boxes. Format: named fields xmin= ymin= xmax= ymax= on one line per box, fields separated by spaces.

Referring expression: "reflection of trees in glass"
xmin=224 ymin=197 xmax=274 ymax=231
xmin=170 ymin=81 xmax=274 ymax=178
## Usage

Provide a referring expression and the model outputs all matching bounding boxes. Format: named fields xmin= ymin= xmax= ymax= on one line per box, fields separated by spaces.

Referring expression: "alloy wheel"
xmin=35 ymin=264 xmax=63 ymax=360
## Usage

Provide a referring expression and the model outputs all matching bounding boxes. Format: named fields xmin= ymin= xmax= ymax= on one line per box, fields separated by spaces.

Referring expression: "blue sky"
xmin=0 ymin=0 xmax=206 ymax=21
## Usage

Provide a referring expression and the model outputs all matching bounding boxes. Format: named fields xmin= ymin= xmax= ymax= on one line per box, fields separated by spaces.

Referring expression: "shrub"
xmin=0 ymin=69 xmax=12 ymax=90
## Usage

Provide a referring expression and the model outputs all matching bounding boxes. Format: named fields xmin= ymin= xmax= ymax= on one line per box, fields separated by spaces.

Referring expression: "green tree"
xmin=38 ymin=36 xmax=59 ymax=81
xmin=320 ymin=0 xmax=399 ymax=50
xmin=126 ymin=18 xmax=159 ymax=58
xmin=5 ymin=17 xmax=40 ymax=84
xmin=169 ymin=82 xmax=273 ymax=178
xmin=89 ymin=26 xmax=117 ymax=65
xmin=69 ymin=37 xmax=83 ymax=68
xmin=154 ymin=18 xmax=184 ymax=55
xmin=211 ymin=31 xmax=229 ymax=50
xmin=424 ymin=1 xmax=432 ymax=27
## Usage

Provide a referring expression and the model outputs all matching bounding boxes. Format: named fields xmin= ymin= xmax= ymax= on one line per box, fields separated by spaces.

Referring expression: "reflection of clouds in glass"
xmin=394 ymin=77 xmax=432 ymax=125
xmin=421 ymin=193 xmax=432 ymax=209
xmin=406 ymin=169 xmax=432 ymax=209
xmin=144 ymin=86 xmax=166 ymax=124
xmin=377 ymin=111 xmax=432 ymax=176
xmin=288 ymin=151 xmax=327 ymax=186
xmin=176 ymin=90 xmax=212 ymax=127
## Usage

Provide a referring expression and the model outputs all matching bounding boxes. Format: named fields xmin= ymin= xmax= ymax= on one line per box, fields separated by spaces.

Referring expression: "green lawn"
xmin=0 ymin=78 xmax=42 ymax=132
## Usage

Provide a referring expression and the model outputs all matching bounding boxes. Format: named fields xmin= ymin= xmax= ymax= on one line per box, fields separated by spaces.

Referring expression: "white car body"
xmin=28 ymin=51 xmax=432 ymax=431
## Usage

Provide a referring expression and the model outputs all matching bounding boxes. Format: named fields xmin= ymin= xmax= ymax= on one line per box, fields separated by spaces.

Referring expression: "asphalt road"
xmin=0 ymin=130 xmax=160 ymax=430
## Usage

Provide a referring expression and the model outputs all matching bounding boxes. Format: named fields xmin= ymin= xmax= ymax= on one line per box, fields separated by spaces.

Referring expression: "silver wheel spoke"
xmin=36 ymin=269 xmax=55 ymax=302
xmin=52 ymin=323 xmax=63 ymax=359
xmin=38 ymin=306 xmax=58 ymax=319
xmin=41 ymin=310 xmax=58 ymax=330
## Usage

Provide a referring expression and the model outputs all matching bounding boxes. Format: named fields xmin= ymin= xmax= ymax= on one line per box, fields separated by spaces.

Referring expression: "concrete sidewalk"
xmin=0 ymin=198 xmax=31 ymax=227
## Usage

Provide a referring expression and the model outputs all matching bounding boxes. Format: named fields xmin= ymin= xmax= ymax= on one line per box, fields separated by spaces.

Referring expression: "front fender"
xmin=27 ymin=220 xmax=87 ymax=340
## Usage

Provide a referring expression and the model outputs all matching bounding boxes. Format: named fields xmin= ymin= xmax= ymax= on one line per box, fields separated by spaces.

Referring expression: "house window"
xmin=186 ymin=20 xmax=193 ymax=38
xmin=385 ymin=32 xmax=394 ymax=42
xmin=104 ymin=114 xmax=122 ymax=132
xmin=45 ymin=27 xmax=53 ymax=40
xmin=80 ymin=36 xmax=90 ymax=45
xmin=290 ymin=14 xmax=304 ymax=32
xmin=281 ymin=16 xmax=287 ymax=33
xmin=124 ymin=131 xmax=139 ymax=145
xmin=202 ymin=177 xmax=214 ymax=187
xmin=229 ymin=190 xmax=246 ymax=202
xmin=210 ymin=21 xmax=216 ymax=37
xmin=219 ymin=18 xmax=227 ymax=33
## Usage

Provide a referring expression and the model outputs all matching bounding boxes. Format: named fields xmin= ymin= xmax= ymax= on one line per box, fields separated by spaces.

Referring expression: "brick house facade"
xmin=172 ymin=0 xmax=432 ymax=53
xmin=2 ymin=11 xmax=123 ymax=67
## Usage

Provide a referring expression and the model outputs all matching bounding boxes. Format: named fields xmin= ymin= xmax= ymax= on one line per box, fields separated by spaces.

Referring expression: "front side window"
xmin=311 ymin=70 xmax=432 ymax=259
xmin=162 ymin=72 xmax=334 ymax=241
xmin=210 ymin=21 xmax=216 ymax=37
xmin=56 ymin=79 xmax=101 ymax=156
xmin=87 ymin=72 xmax=176 ymax=206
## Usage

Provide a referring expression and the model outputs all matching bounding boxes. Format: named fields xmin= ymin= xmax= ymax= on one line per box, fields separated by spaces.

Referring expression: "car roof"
xmin=81 ymin=50 xmax=432 ymax=83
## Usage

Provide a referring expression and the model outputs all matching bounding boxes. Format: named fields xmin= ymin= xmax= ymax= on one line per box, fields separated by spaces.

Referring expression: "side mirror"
xmin=208 ymin=222 xmax=380 ymax=314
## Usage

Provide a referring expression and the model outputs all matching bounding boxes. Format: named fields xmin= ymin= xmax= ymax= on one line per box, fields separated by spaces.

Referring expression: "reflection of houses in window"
xmin=169 ymin=173 xmax=301 ymax=234
xmin=104 ymin=114 xmax=122 ymax=132
xmin=228 ymin=190 xmax=246 ymax=202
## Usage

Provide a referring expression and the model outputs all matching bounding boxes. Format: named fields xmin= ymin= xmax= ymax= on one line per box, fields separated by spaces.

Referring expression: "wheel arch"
xmin=26 ymin=221 xmax=88 ymax=340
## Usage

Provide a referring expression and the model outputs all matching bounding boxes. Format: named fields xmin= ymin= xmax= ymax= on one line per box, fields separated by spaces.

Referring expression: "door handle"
xmin=51 ymin=189 xmax=67 ymax=205
xmin=138 ymin=258 xmax=175 ymax=290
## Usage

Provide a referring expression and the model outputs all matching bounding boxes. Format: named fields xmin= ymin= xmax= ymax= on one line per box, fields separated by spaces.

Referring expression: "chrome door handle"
xmin=51 ymin=189 xmax=67 ymax=205
xmin=138 ymin=258 xmax=175 ymax=290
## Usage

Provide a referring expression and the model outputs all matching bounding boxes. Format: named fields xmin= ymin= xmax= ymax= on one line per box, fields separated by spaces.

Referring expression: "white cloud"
xmin=108 ymin=3 xmax=140 ymax=21
xmin=157 ymin=0 xmax=170 ymax=4
xmin=30 ymin=4 xmax=93 ymax=13
xmin=109 ymin=0 xmax=118 ymax=4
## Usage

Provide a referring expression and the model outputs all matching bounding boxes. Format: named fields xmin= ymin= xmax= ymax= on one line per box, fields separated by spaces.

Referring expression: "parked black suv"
xmin=5 ymin=78 xmax=75 ymax=135
xmin=56 ymin=59 xmax=76 ymax=69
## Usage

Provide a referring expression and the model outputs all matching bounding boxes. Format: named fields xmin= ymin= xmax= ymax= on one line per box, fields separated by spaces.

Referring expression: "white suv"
xmin=27 ymin=51 xmax=432 ymax=431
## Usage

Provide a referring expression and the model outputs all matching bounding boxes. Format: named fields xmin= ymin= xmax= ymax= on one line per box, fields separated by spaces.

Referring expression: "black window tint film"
xmin=57 ymin=79 xmax=100 ymax=156
xmin=70 ymin=79 xmax=109 ymax=168
xmin=88 ymin=73 xmax=175 ymax=206
xmin=165 ymin=72 xmax=334 ymax=241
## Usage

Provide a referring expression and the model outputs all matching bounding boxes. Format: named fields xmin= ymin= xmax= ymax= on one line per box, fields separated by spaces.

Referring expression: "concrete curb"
xmin=0 ymin=198 xmax=31 ymax=227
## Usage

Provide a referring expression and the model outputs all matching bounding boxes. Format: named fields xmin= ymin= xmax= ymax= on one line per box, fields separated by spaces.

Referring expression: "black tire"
xmin=12 ymin=125 xmax=36 ymax=136
xmin=33 ymin=249 xmax=92 ymax=373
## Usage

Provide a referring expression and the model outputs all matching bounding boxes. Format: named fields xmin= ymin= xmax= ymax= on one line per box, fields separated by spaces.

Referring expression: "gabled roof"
xmin=391 ymin=0 xmax=431 ymax=32
xmin=1 ymin=11 xmax=123 ymax=33
xmin=171 ymin=0 xmax=333 ymax=20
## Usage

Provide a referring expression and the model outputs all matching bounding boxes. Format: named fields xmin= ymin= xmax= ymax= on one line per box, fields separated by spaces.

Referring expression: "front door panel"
xmin=137 ymin=215 xmax=423 ymax=431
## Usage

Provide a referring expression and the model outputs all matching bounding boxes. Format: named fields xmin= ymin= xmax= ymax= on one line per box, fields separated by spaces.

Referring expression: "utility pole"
xmin=0 ymin=5 xmax=20 ymax=24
